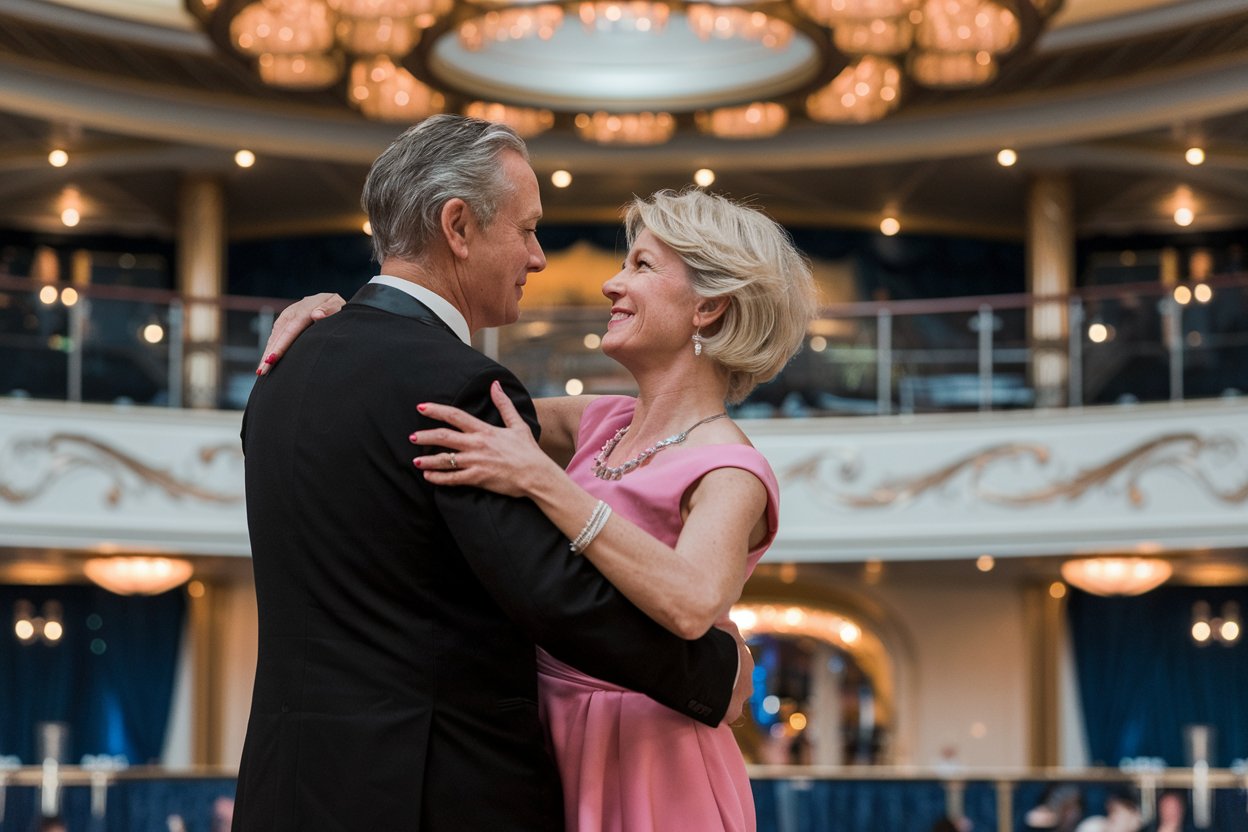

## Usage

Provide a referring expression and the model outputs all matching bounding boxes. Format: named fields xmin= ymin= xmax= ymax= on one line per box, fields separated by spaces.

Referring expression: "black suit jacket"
xmin=233 ymin=283 xmax=738 ymax=831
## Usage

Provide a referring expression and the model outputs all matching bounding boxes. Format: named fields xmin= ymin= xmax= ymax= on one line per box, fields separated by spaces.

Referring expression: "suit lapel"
xmin=349 ymin=283 xmax=459 ymax=340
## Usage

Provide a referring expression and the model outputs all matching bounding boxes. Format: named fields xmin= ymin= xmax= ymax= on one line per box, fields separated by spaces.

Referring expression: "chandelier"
xmin=187 ymin=0 xmax=1062 ymax=142
xmin=1059 ymin=557 xmax=1173 ymax=597
xmin=83 ymin=556 xmax=195 ymax=596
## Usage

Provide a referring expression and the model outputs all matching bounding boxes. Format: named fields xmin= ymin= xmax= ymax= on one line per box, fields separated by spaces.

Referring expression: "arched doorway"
xmin=730 ymin=602 xmax=896 ymax=766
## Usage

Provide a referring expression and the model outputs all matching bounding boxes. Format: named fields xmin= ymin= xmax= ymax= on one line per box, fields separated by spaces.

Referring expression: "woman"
xmin=268 ymin=188 xmax=816 ymax=830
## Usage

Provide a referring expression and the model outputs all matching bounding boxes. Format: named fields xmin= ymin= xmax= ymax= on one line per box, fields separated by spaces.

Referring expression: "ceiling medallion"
xmin=188 ymin=0 xmax=1062 ymax=140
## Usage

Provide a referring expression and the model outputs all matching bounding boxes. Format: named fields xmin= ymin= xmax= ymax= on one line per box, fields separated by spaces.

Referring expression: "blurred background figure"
xmin=1024 ymin=784 xmax=1084 ymax=832
xmin=1074 ymin=791 xmax=1143 ymax=832
xmin=1144 ymin=791 xmax=1185 ymax=832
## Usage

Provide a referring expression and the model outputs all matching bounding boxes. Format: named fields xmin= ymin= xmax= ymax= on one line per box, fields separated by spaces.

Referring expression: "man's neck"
xmin=378 ymin=257 xmax=473 ymax=332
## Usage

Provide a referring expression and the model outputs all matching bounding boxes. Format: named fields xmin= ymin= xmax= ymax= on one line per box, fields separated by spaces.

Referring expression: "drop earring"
xmin=692 ymin=329 xmax=705 ymax=357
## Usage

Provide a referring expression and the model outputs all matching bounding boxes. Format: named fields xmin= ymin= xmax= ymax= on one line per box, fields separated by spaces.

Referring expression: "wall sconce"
xmin=1192 ymin=601 xmax=1241 ymax=646
xmin=13 ymin=599 xmax=64 ymax=646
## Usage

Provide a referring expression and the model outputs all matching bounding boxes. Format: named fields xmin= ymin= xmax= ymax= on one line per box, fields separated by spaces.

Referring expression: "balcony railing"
xmin=3 ymin=273 xmax=1245 ymax=415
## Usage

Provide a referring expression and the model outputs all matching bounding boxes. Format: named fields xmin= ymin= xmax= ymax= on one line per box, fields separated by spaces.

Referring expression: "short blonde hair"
xmin=625 ymin=189 xmax=817 ymax=403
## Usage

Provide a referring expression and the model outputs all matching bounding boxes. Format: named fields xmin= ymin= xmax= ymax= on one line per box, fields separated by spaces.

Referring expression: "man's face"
xmin=462 ymin=150 xmax=546 ymax=330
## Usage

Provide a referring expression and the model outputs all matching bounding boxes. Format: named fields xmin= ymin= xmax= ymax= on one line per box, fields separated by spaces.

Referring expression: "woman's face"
xmin=600 ymin=228 xmax=701 ymax=363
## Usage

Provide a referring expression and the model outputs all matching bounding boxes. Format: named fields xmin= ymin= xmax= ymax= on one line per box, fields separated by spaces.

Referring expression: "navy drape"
xmin=1068 ymin=585 xmax=1248 ymax=767
xmin=0 ymin=584 xmax=186 ymax=764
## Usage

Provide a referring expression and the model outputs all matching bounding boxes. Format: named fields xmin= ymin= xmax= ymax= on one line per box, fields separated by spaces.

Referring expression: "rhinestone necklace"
xmin=591 ymin=412 xmax=728 ymax=481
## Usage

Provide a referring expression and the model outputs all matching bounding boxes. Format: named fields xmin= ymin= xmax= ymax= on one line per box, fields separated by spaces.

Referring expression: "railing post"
xmin=876 ymin=308 xmax=892 ymax=416
xmin=996 ymin=779 xmax=1013 ymax=832
xmin=1067 ymin=297 xmax=1083 ymax=408
xmin=168 ymin=300 xmax=184 ymax=409
xmin=67 ymin=297 xmax=86 ymax=403
xmin=978 ymin=304 xmax=994 ymax=412
xmin=1163 ymin=297 xmax=1184 ymax=401
xmin=480 ymin=326 xmax=500 ymax=362
xmin=257 ymin=306 xmax=275 ymax=356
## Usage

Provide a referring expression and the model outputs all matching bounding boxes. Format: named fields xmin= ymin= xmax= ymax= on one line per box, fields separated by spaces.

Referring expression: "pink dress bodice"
xmin=537 ymin=396 xmax=779 ymax=832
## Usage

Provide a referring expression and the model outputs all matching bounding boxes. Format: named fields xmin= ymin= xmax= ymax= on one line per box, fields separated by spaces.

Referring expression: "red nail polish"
xmin=413 ymin=459 xmax=422 ymax=468
xmin=409 ymin=433 xmax=419 ymax=442
xmin=264 ymin=353 xmax=277 ymax=364
xmin=255 ymin=368 xmax=263 ymax=376
xmin=417 ymin=403 xmax=427 ymax=412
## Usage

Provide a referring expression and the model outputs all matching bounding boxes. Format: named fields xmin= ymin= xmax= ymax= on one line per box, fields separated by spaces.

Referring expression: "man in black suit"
xmin=233 ymin=115 xmax=747 ymax=831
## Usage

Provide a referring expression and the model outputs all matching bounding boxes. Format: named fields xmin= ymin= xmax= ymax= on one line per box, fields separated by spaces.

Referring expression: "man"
xmin=234 ymin=115 xmax=748 ymax=831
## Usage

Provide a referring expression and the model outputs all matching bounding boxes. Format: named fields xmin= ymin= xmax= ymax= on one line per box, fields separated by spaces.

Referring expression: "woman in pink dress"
xmin=407 ymin=188 xmax=816 ymax=831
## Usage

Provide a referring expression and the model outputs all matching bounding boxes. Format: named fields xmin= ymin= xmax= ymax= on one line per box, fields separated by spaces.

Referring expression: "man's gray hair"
xmin=362 ymin=114 xmax=528 ymax=264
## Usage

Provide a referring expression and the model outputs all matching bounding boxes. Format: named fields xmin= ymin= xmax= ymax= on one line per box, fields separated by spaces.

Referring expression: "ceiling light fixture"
xmin=84 ymin=556 xmax=195 ymax=596
xmin=1059 ymin=557 xmax=1172 ymax=597
xmin=187 ymin=0 xmax=1061 ymax=141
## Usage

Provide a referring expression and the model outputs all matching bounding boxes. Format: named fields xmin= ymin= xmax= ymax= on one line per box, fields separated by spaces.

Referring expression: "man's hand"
xmin=255 ymin=292 xmax=346 ymax=376
xmin=716 ymin=619 xmax=754 ymax=726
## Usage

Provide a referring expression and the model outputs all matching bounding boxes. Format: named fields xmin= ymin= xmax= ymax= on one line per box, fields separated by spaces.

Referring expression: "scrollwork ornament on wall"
xmin=783 ymin=432 xmax=1248 ymax=511
xmin=0 ymin=433 xmax=243 ymax=507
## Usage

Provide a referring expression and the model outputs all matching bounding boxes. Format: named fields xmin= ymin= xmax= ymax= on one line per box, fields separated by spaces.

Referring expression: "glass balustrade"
xmin=2 ymin=273 xmax=1244 ymax=414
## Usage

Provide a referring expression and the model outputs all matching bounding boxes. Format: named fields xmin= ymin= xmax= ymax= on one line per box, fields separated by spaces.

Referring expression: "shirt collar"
xmin=369 ymin=275 xmax=471 ymax=346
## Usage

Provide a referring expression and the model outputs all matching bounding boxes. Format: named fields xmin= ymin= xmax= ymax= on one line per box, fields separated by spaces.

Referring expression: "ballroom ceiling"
xmin=0 ymin=0 xmax=1247 ymax=240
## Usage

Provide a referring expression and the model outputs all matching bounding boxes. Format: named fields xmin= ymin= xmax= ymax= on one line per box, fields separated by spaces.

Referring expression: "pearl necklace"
xmin=591 ymin=412 xmax=728 ymax=480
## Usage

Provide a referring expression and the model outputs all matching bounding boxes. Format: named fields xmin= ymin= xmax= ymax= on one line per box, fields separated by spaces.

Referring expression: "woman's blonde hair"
xmin=625 ymin=188 xmax=817 ymax=403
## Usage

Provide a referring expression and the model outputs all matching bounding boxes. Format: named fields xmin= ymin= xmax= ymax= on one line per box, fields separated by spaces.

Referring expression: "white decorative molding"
xmin=0 ymin=400 xmax=247 ymax=555
xmin=744 ymin=398 xmax=1248 ymax=561
xmin=2 ymin=397 xmax=1247 ymax=561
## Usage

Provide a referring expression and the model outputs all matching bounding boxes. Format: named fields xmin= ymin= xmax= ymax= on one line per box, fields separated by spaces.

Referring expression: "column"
xmin=1024 ymin=582 xmax=1063 ymax=766
xmin=177 ymin=175 xmax=226 ymax=409
xmin=809 ymin=642 xmax=844 ymax=765
xmin=1026 ymin=174 xmax=1075 ymax=409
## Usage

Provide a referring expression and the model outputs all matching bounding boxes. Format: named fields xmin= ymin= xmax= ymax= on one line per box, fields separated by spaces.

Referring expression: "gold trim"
xmin=0 ymin=433 xmax=242 ymax=506
xmin=782 ymin=432 xmax=1248 ymax=509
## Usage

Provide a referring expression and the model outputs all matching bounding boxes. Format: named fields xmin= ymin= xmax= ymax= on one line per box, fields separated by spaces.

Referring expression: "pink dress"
xmin=537 ymin=396 xmax=780 ymax=832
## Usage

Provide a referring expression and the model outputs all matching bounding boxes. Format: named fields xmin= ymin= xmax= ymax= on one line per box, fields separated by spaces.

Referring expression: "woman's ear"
xmin=441 ymin=198 xmax=472 ymax=260
xmin=693 ymin=296 xmax=730 ymax=330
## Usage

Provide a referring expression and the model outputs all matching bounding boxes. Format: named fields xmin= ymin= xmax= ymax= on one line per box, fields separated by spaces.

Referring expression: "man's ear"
xmin=441 ymin=198 xmax=472 ymax=260
xmin=693 ymin=296 xmax=730 ymax=330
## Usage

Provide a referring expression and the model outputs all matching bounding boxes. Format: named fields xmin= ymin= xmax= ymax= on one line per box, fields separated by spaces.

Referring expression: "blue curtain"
xmin=1067 ymin=585 xmax=1248 ymax=767
xmin=0 ymin=584 xmax=186 ymax=764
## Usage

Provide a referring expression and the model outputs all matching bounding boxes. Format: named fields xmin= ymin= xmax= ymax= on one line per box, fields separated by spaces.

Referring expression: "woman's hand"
xmin=410 ymin=381 xmax=559 ymax=498
xmin=255 ymin=292 xmax=346 ymax=375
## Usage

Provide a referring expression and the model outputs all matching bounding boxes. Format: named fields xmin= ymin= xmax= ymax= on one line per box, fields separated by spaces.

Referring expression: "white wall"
xmin=864 ymin=580 xmax=1030 ymax=767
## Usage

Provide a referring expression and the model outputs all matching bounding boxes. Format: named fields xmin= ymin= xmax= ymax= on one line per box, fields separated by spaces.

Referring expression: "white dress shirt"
xmin=368 ymin=275 xmax=471 ymax=346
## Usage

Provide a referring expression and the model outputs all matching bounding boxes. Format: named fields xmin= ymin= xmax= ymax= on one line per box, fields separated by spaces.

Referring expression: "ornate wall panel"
xmin=0 ymin=400 xmax=247 ymax=555
xmin=744 ymin=399 xmax=1248 ymax=560
xmin=2 ymin=398 xmax=1246 ymax=559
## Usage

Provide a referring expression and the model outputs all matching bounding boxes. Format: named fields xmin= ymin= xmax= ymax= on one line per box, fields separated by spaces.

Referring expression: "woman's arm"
xmin=533 ymin=396 xmax=599 ymax=468
xmin=411 ymin=383 xmax=768 ymax=639
xmin=255 ymin=295 xmax=596 ymax=466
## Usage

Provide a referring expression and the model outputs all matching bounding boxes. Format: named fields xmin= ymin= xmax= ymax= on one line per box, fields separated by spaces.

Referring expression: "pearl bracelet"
xmin=570 ymin=500 xmax=611 ymax=555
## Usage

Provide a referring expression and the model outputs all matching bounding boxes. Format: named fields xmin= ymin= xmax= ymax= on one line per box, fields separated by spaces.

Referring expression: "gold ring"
xmin=449 ymin=453 xmax=458 ymax=470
